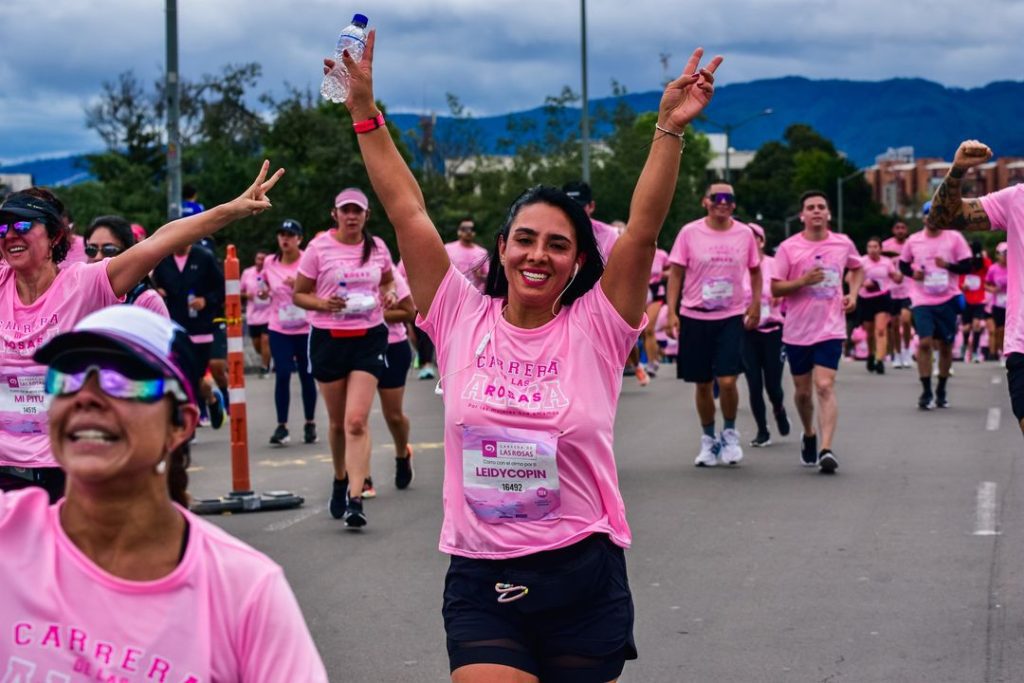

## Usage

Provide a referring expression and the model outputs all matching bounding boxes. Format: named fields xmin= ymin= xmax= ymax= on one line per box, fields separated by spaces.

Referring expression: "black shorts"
xmin=309 ymin=325 xmax=388 ymax=383
xmin=648 ymin=282 xmax=666 ymax=304
xmin=890 ymin=297 xmax=912 ymax=315
xmin=247 ymin=323 xmax=269 ymax=339
xmin=785 ymin=339 xmax=844 ymax=375
xmin=443 ymin=534 xmax=637 ymax=682
xmin=676 ymin=314 xmax=744 ymax=383
xmin=993 ymin=306 xmax=1007 ymax=328
xmin=857 ymin=294 xmax=892 ymax=324
xmin=211 ymin=322 xmax=228 ymax=360
xmin=379 ymin=340 xmax=413 ymax=389
xmin=1007 ymin=353 xmax=1024 ymax=425
xmin=912 ymin=298 xmax=960 ymax=344
xmin=962 ymin=303 xmax=988 ymax=324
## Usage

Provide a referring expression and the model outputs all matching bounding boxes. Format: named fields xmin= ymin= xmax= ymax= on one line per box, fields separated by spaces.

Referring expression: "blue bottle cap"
xmin=352 ymin=13 xmax=369 ymax=26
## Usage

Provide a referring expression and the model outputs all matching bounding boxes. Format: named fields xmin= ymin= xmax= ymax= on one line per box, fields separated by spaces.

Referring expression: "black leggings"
xmin=742 ymin=328 xmax=786 ymax=434
xmin=269 ymin=331 xmax=317 ymax=424
xmin=415 ymin=324 xmax=435 ymax=365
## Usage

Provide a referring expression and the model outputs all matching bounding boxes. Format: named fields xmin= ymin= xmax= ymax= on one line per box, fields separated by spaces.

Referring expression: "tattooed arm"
xmin=926 ymin=140 xmax=993 ymax=232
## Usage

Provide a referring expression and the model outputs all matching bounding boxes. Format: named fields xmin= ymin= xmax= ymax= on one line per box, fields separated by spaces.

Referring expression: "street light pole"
xmin=580 ymin=0 xmax=590 ymax=184
xmin=165 ymin=0 xmax=181 ymax=221
xmin=837 ymin=168 xmax=865 ymax=234
xmin=701 ymin=108 xmax=773 ymax=183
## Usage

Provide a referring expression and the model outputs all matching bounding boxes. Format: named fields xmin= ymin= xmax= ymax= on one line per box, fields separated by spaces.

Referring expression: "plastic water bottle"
xmin=320 ymin=14 xmax=369 ymax=103
xmin=336 ymin=280 xmax=348 ymax=315
xmin=187 ymin=291 xmax=198 ymax=319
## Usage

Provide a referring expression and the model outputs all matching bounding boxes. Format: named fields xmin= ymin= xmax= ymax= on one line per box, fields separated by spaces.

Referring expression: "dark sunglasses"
xmin=709 ymin=193 xmax=735 ymax=205
xmin=45 ymin=365 xmax=187 ymax=403
xmin=0 ymin=221 xmax=35 ymax=238
xmin=84 ymin=243 xmax=123 ymax=258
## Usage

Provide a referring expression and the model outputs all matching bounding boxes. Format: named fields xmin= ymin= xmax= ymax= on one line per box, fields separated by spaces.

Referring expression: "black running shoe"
xmin=343 ymin=495 xmax=367 ymax=529
xmin=303 ymin=422 xmax=318 ymax=444
xmin=750 ymin=431 xmax=772 ymax=448
xmin=801 ymin=434 xmax=818 ymax=467
xmin=875 ymin=360 xmax=885 ymax=375
xmin=269 ymin=424 xmax=290 ymax=446
xmin=774 ymin=406 xmax=791 ymax=437
xmin=208 ymin=388 xmax=226 ymax=430
xmin=329 ymin=478 xmax=348 ymax=520
xmin=918 ymin=389 xmax=934 ymax=410
xmin=867 ymin=356 xmax=876 ymax=373
xmin=818 ymin=449 xmax=839 ymax=474
xmin=935 ymin=388 xmax=948 ymax=408
xmin=395 ymin=445 xmax=415 ymax=490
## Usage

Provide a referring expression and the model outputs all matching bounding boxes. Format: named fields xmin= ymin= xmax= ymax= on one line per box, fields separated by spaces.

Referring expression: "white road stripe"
xmin=987 ymin=407 xmax=1001 ymax=431
xmin=264 ymin=504 xmax=326 ymax=532
xmin=992 ymin=376 xmax=1002 ymax=385
xmin=974 ymin=482 xmax=1000 ymax=536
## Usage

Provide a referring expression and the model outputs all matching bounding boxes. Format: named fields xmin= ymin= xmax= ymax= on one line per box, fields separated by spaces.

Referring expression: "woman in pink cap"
xmin=293 ymin=186 xmax=398 ymax=528
xmin=0 ymin=305 xmax=327 ymax=681
xmin=330 ymin=32 xmax=720 ymax=683
xmin=0 ymin=162 xmax=282 ymax=501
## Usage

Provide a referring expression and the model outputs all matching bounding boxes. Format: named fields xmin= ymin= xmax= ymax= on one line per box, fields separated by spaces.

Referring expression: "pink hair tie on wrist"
xmin=353 ymin=112 xmax=385 ymax=134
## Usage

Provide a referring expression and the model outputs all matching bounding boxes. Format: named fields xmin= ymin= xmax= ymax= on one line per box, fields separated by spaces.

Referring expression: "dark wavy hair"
xmin=85 ymin=215 xmax=136 ymax=250
xmin=9 ymin=188 xmax=72 ymax=264
xmin=483 ymin=186 xmax=604 ymax=308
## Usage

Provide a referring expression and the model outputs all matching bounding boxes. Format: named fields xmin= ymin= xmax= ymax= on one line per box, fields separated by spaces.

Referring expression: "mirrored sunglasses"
xmin=45 ymin=365 xmax=188 ymax=403
xmin=84 ymin=244 xmax=123 ymax=258
xmin=0 ymin=221 xmax=35 ymax=238
xmin=709 ymin=193 xmax=735 ymax=205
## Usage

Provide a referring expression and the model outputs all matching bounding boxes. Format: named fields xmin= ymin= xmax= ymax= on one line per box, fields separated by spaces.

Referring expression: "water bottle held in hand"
xmin=187 ymin=291 xmax=198 ymax=319
xmin=320 ymin=13 xmax=369 ymax=103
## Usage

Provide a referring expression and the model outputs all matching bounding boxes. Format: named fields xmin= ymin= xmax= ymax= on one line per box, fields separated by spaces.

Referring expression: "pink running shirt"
xmin=387 ymin=269 xmax=413 ymax=344
xmin=0 ymin=488 xmax=328 ymax=682
xmin=263 ymin=254 xmax=309 ymax=336
xmin=650 ymin=248 xmax=669 ymax=285
xmin=881 ymin=236 xmax=911 ymax=299
xmin=297 ymin=232 xmax=392 ymax=331
xmin=772 ymin=231 xmax=862 ymax=346
xmin=61 ymin=235 xmax=88 ymax=268
xmin=668 ymin=218 xmax=760 ymax=321
xmin=133 ymin=289 xmax=169 ymax=318
xmin=0 ymin=262 xmax=122 ymax=468
xmin=240 ymin=266 xmax=273 ymax=327
xmin=980 ymin=185 xmax=1022 ymax=355
xmin=444 ymin=241 xmax=490 ymax=290
xmin=859 ymin=255 xmax=898 ymax=299
xmin=899 ymin=230 xmax=972 ymax=307
xmin=418 ymin=267 xmax=642 ymax=559
xmin=753 ymin=255 xmax=783 ymax=328
xmin=986 ymin=263 xmax=1009 ymax=309
xmin=592 ymin=219 xmax=620 ymax=263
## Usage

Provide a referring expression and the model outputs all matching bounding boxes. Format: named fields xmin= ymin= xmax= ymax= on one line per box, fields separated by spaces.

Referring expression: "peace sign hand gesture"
xmin=227 ymin=160 xmax=285 ymax=220
xmin=658 ymin=48 xmax=723 ymax=135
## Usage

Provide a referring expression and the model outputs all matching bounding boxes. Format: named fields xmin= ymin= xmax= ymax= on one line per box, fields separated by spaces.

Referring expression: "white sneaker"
xmin=694 ymin=435 xmax=720 ymax=467
xmin=901 ymin=349 xmax=913 ymax=367
xmin=892 ymin=355 xmax=903 ymax=369
xmin=719 ymin=429 xmax=744 ymax=465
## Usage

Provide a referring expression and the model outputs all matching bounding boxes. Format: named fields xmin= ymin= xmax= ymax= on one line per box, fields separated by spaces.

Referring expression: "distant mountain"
xmin=5 ymin=77 xmax=1021 ymax=187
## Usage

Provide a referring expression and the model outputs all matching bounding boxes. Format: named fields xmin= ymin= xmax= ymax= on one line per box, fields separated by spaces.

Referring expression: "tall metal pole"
xmin=166 ymin=0 xmax=182 ymax=220
xmin=580 ymin=0 xmax=590 ymax=183
xmin=836 ymin=176 xmax=843 ymax=233
xmin=724 ymin=126 xmax=732 ymax=183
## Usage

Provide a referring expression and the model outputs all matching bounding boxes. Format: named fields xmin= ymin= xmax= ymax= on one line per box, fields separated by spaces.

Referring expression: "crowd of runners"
xmin=0 ymin=28 xmax=1021 ymax=683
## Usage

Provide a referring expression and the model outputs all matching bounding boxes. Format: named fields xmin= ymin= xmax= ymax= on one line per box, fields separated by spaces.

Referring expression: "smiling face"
xmin=1 ymin=220 xmax=53 ymax=271
xmin=702 ymin=183 xmax=736 ymax=221
xmin=498 ymin=202 xmax=581 ymax=312
xmin=85 ymin=226 xmax=124 ymax=264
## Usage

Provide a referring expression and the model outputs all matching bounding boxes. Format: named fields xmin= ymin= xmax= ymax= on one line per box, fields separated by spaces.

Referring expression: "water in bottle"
xmin=187 ymin=291 xmax=198 ymax=319
xmin=320 ymin=13 xmax=369 ymax=103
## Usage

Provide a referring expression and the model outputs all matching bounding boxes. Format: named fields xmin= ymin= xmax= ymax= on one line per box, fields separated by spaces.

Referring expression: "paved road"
xmin=189 ymin=359 xmax=1022 ymax=682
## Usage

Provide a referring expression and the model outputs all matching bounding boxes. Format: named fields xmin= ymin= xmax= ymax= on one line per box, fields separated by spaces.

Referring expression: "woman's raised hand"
xmin=658 ymin=48 xmax=723 ymax=134
xmin=227 ymin=160 xmax=285 ymax=220
xmin=322 ymin=29 xmax=378 ymax=120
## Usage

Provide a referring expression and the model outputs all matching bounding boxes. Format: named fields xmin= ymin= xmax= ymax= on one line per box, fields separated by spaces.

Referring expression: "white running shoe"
xmin=694 ymin=435 xmax=720 ymax=467
xmin=719 ymin=429 xmax=744 ymax=465
xmin=901 ymin=349 xmax=913 ymax=368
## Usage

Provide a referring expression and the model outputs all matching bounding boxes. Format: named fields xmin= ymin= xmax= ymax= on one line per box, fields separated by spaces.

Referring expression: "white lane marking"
xmin=992 ymin=376 xmax=1002 ymax=385
xmin=987 ymin=407 xmax=1002 ymax=431
xmin=264 ymin=504 xmax=327 ymax=532
xmin=975 ymin=482 xmax=1000 ymax=536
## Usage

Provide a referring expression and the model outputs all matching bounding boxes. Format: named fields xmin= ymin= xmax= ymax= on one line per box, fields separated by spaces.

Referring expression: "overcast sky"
xmin=2 ymin=0 xmax=1022 ymax=162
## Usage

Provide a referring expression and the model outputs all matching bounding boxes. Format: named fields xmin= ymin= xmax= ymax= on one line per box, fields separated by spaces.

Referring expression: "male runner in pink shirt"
xmin=926 ymin=139 xmax=1024 ymax=436
xmin=882 ymin=221 xmax=914 ymax=367
xmin=771 ymin=190 xmax=863 ymax=473
xmin=443 ymin=217 xmax=489 ymax=290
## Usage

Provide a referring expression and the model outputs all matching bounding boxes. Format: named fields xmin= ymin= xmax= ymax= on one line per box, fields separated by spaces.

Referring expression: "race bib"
xmin=996 ymin=293 xmax=1008 ymax=308
xmin=252 ymin=290 xmax=271 ymax=307
xmin=462 ymin=425 xmax=560 ymax=524
xmin=277 ymin=304 xmax=307 ymax=329
xmin=964 ymin=274 xmax=982 ymax=292
xmin=810 ymin=267 xmax=841 ymax=300
xmin=0 ymin=374 xmax=49 ymax=435
xmin=924 ymin=269 xmax=950 ymax=294
xmin=701 ymin=277 xmax=735 ymax=309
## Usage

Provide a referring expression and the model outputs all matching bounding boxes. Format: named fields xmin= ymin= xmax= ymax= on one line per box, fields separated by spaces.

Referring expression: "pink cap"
xmin=996 ymin=241 xmax=1008 ymax=253
xmin=748 ymin=222 xmax=765 ymax=240
xmin=130 ymin=223 xmax=147 ymax=242
xmin=334 ymin=188 xmax=369 ymax=210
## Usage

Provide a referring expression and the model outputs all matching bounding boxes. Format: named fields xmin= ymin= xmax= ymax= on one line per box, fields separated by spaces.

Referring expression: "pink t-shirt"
xmin=134 ymin=289 xmax=169 ymax=318
xmin=240 ymin=266 xmax=273 ymax=327
xmin=980 ymin=184 xmax=1022 ymax=355
xmin=859 ymin=255 xmax=898 ymax=299
xmin=263 ymin=254 xmax=309 ymax=336
xmin=418 ymin=267 xmax=642 ymax=560
xmin=444 ymin=241 xmax=490 ymax=290
xmin=899 ymin=230 xmax=972 ymax=307
xmin=297 ymin=232 xmax=392 ymax=331
xmin=0 ymin=262 xmax=122 ymax=468
xmin=0 ymin=488 xmax=328 ymax=682
xmin=881 ymin=236 xmax=911 ymax=299
xmin=668 ymin=218 xmax=760 ymax=321
xmin=592 ymin=219 xmax=620 ymax=263
xmin=61 ymin=235 xmax=88 ymax=268
xmin=753 ymin=255 xmax=783 ymax=329
xmin=772 ymin=231 xmax=862 ymax=346
xmin=986 ymin=263 xmax=1009 ymax=309
xmin=650 ymin=248 xmax=669 ymax=285
xmin=387 ymin=270 xmax=413 ymax=345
